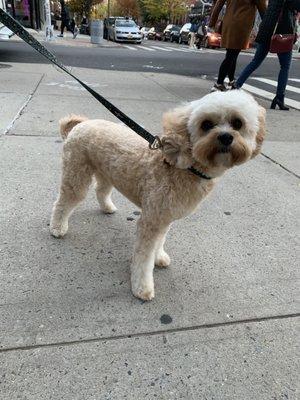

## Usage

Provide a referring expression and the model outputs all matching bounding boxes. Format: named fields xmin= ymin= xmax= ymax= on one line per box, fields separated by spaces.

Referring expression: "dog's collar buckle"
xmin=149 ymin=136 xmax=162 ymax=150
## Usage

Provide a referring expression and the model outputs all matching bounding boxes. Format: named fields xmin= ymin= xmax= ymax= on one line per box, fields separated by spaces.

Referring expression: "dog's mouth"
xmin=217 ymin=147 xmax=231 ymax=154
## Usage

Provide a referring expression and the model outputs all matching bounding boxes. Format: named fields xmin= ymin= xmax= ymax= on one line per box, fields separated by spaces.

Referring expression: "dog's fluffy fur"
xmin=50 ymin=90 xmax=266 ymax=300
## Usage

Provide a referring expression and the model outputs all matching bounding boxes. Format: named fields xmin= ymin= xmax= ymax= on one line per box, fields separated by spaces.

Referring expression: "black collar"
xmin=164 ymin=160 xmax=212 ymax=180
xmin=188 ymin=166 xmax=212 ymax=180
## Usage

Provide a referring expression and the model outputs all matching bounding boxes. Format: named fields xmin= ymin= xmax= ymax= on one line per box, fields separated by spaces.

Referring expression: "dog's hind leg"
xmin=95 ymin=173 xmax=117 ymax=214
xmin=50 ymin=161 xmax=93 ymax=238
xmin=131 ymin=218 xmax=170 ymax=300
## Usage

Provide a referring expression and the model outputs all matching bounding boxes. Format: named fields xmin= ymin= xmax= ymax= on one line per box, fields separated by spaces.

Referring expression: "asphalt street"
xmin=0 ymin=38 xmax=299 ymax=79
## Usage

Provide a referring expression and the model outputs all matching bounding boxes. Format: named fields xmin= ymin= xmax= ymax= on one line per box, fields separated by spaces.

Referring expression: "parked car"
xmin=162 ymin=24 xmax=176 ymax=41
xmin=167 ymin=25 xmax=181 ymax=42
xmin=148 ymin=27 xmax=162 ymax=40
xmin=178 ymin=23 xmax=191 ymax=44
xmin=140 ymin=27 xmax=150 ymax=39
xmin=203 ymin=28 xmax=221 ymax=49
xmin=108 ymin=17 xmax=142 ymax=43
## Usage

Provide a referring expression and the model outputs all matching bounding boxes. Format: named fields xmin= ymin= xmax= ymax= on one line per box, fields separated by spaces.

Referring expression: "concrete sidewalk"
xmin=0 ymin=61 xmax=299 ymax=399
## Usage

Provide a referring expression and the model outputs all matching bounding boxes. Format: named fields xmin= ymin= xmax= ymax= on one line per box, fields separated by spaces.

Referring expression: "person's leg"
xmin=60 ymin=20 xmax=65 ymax=35
xmin=276 ymin=50 xmax=292 ymax=101
xmin=69 ymin=19 xmax=75 ymax=35
xmin=236 ymin=43 xmax=269 ymax=88
xmin=227 ymin=49 xmax=241 ymax=82
xmin=189 ymin=32 xmax=195 ymax=48
xmin=217 ymin=49 xmax=236 ymax=85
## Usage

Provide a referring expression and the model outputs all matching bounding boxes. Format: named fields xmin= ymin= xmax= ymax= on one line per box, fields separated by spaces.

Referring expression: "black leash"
xmin=0 ymin=9 xmax=211 ymax=180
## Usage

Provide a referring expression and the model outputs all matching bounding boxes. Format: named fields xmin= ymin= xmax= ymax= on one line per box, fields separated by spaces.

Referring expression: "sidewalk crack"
xmin=0 ymin=312 xmax=299 ymax=354
xmin=3 ymin=74 xmax=44 ymax=135
xmin=261 ymin=152 xmax=300 ymax=179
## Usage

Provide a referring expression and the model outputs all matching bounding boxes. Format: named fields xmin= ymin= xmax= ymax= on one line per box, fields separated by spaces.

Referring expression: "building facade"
xmin=4 ymin=0 xmax=43 ymax=29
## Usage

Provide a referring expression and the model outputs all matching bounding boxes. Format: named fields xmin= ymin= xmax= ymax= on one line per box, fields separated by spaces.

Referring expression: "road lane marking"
xmin=164 ymin=46 xmax=191 ymax=52
xmin=251 ymin=78 xmax=300 ymax=94
xmin=138 ymin=45 xmax=155 ymax=51
xmin=122 ymin=45 xmax=137 ymax=51
xmin=243 ymin=83 xmax=300 ymax=110
xmin=149 ymin=46 xmax=172 ymax=52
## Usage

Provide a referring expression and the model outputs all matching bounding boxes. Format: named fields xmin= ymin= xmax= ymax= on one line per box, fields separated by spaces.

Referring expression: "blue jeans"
xmin=236 ymin=43 xmax=292 ymax=99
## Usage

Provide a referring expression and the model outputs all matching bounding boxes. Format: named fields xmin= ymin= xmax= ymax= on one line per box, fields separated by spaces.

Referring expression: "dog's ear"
xmin=252 ymin=106 xmax=266 ymax=158
xmin=161 ymin=134 xmax=192 ymax=169
xmin=162 ymin=105 xmax=191 ymax=137
xmin=161 ymin=105 xmax=193 ymax=169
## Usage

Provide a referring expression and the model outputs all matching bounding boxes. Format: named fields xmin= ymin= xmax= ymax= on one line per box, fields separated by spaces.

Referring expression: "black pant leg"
xmin=228 ymin=49 xmax=241 ymax=82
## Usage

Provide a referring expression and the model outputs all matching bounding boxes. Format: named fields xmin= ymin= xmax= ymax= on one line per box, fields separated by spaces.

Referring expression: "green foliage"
xmin=140 ymin=0 xmax=187 ymax=23
xmin=69 ymin=0 xmax=103 ymax=17
xmin=91 ymin=3 xmax=107 ymax=19
xmin=110 ymin=0 xmax=141 ymax=19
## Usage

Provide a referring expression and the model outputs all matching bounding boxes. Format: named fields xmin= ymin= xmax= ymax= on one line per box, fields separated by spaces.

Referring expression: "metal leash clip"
xmin=149 ymin=135 xmax=162 ymax=150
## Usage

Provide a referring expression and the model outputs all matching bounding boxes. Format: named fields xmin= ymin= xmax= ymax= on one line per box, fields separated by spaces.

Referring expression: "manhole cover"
xmin=0 ymin=63 xmax=12 ymax=69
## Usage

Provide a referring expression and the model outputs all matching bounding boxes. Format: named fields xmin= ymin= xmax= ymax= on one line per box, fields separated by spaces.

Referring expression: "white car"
xmin=140 ymin=27 xmax=150 ymax=39
xmin=109 ymin=18 xmax=142 ymax=43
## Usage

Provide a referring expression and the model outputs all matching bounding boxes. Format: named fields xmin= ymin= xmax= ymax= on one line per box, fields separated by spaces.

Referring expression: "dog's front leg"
xmin=131 ymin=218 xmax=168 ymax=301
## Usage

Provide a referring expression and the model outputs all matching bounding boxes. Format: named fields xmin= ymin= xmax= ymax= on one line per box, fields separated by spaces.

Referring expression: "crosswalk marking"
xmin=150 ymin=46 xmax=172 ymax=52
xmin=243 ymin=83 xmax=300 ymax=110
xmin=164 ymin=46 xmax=191 ymax=53
xmin=251 ymin=77 xmax=300 ymax=94
xmin=138 ymin=45 xmax=155 ymax=51
xmin=122 ymin=45 xmax=137 ymax=51
xmin=117 ymin=43 xmax=300 ymax=109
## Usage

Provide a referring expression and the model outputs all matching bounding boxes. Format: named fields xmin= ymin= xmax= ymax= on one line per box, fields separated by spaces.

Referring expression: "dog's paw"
xmin=50 ymin=223 xmax=68 ymax=238
xmin=131 ymin=276 xmax=155 ymax=301
xmin=155 ymin=250 xmax=171 ymax=268
xmin=101 ymin=203 xmax=117 ymax=214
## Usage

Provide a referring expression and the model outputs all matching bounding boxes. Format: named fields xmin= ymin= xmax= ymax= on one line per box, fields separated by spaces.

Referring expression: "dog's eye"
xmin=201 ymin=120 xmax=214 ymax=131
xmin=231 ymin=118 xmax=243 ymax=130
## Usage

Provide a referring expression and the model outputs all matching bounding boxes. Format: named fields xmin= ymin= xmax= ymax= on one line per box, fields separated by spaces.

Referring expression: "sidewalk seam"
xmin=261 ymin=152 xmax=300 ymax=179
xmin=1 ymin=312 xmax=299 ymax=354
xmin=3 ymin=74 xmax=44 ymax=135
xmin=141 ymin=73 xmax=183 ymax=100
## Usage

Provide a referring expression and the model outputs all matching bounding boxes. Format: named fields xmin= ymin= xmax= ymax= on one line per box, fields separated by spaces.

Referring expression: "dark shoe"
xmin=230 ymin=82 xmax=239 ymax=90
xmin=210 ymin=83 xmax=227 ymax=92
xmin=270 ymin=96 xmax=289 ymax=111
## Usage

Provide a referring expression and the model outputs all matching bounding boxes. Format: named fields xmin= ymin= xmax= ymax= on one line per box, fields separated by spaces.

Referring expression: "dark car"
xmin=169 ymin=25 xmax=181 ymax=42
xmin=162 ymin=24 xmax=177 ymax=41
xmin=148 ymin=27 xmax=162 ymax=40
xmin=178 ymin=23 xmax=191 ymax=44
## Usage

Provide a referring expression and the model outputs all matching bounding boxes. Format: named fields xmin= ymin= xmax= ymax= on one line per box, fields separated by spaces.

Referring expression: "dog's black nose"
xmin=218 ymin=133 xmax=233 ymax=146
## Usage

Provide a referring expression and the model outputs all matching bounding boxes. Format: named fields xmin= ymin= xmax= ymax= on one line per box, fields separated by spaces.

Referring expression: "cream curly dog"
xmin=50 ymin=90 xmax=266 ymax=300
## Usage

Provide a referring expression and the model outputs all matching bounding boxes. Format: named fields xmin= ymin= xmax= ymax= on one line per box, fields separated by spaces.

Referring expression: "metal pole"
xmin=44 ymin=0 xmax=54 ymax=41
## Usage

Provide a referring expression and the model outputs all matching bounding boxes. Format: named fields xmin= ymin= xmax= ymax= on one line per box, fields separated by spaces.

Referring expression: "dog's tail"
xmin=59 ymin=114 xmax=88 ymax=140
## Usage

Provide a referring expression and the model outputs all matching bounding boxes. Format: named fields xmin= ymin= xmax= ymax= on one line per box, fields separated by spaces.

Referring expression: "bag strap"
xmin=272 ymin=0 xmax=286 ymax=35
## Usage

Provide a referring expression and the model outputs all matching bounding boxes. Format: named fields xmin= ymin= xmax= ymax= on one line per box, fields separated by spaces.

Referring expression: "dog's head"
xmin=161 ymin=90 xmax=266 ymax=177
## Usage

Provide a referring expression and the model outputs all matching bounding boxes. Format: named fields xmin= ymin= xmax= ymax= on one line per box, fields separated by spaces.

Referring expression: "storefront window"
xmin=13 ymin=0 xmax=31 ymax=27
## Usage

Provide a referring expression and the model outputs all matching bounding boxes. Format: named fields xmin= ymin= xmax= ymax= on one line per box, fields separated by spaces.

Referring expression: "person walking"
xmin=234 ymin=0 xmax=300 ymax=110
xmin=209 ymin=0 xmax=267 ymax=91
xmin=189 ymin=18 xmax=199 ymax=49
xmin=197 ymin=17 xmax=207 ymax=48
xmin=57 ymin=0 xmax=78 ymax=39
